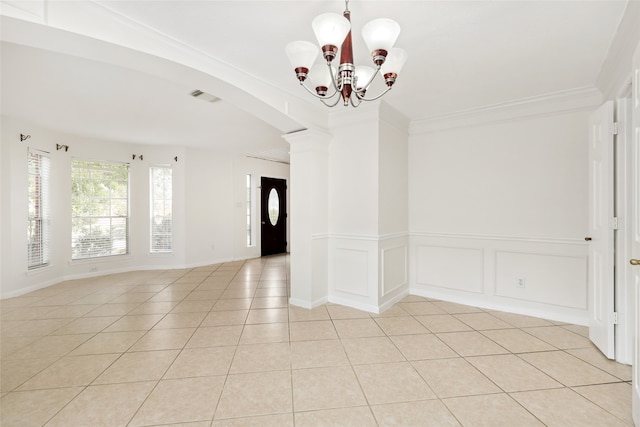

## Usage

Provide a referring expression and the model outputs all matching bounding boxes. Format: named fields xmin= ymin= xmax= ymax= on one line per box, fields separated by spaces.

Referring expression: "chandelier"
xmin=285 ymin=0 xmax=407 ymax=108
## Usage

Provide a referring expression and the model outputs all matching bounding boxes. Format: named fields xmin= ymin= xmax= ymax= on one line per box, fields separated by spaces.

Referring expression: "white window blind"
xmin=71 ymin=160 xmax=129 ymax=259
xmin=150 ymin=166 xmax=172 ymax=253
xmin=27 ymin=149 xmax=50 ymax=269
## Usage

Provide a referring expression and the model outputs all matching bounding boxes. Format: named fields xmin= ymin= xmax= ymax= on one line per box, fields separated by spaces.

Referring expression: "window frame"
xmin=27 ymin=148 xmax=51 ymax=270
xmin=149 ymin=165 xmax=173 ymax=254
xmin=71 ymin=159 xmax=130 ymax=260
xmin=246 ymin=174 xmax=253 ymax=247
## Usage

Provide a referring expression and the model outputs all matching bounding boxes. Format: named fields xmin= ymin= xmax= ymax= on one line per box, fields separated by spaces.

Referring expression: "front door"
xmin=261 ymin=177 xmax=287 ymax=256
xmin=587 ymin=101 xmax=616 ymax=359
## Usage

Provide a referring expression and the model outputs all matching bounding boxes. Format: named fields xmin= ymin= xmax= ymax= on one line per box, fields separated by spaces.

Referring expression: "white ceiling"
xmin=0 ymin=0 xmax=630 ymax=158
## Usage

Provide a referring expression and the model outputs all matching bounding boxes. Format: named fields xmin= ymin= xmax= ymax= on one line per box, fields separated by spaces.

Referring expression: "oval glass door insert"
xmin=268 ymin=188 xmax=279 ymax=225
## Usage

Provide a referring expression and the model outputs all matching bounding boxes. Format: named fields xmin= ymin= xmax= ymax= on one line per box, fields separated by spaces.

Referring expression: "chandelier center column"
xmin=339 ymin=7 xmax=353 ymax=105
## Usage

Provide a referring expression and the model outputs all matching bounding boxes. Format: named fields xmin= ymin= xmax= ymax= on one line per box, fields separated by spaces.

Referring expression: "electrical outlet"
xmin=516 ymin=276 xmax=526 ymax=288
xmin=90 ymin=267 xmax=98 ymax=272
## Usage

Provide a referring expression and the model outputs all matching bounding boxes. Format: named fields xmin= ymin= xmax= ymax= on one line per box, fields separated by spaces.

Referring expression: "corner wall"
xmin=409 ymin=106 xmax=593 ymax=324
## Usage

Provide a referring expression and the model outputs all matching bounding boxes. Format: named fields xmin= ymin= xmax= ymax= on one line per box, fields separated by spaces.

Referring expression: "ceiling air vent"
xmin=189 ymin=89 xmax=220 ymax=103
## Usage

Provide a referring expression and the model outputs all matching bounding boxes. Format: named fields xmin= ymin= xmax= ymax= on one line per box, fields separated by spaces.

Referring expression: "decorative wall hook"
xmin=132 ymin=154 xmax=144 ymax=161
xmin=20 ymin=133 xmax=31 ymax=142
xmin=56 ymin=144 xmax=69 ymax=152
xmin=174 ymin=156 xmax=178 ymax=162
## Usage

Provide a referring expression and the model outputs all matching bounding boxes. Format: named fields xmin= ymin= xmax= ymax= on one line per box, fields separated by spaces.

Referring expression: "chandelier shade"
xmin=285 ymin=41 xmax=319 ymax=82
xmin=311 ymin=13 xmax=351 ymax=49
xmin=380 ymin=47 xmax=408 ymax=75
xmin=285 ymin=0 xmax=407 ymax=107
xmin=310 ymin=63 xmax=337 ymax=96
xmin=361 ymin=18 xmax=401 ymax=55
xmin=354 ymin=66 xmax=376 ymax=90
xmin=379 ymin=47 xmax=408 ymax=87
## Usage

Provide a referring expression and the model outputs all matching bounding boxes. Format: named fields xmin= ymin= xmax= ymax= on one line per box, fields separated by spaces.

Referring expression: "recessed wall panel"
xmin=416 ymin=245 xmax=484 ymax=293
xmin=495 ymin=251 xmax=587 ymax=309
xmin=334 ymin=248 xmax=369 ymax=297
xmin=382 ymin=245 xmax=407 ymax=296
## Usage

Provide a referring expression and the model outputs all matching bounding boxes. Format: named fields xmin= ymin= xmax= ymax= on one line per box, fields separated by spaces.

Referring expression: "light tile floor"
xmin=0 ymin=255 xmax=633 ymax=426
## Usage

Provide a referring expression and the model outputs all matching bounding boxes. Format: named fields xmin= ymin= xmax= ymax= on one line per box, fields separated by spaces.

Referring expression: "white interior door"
xmin=631 ymin=40 xmax=640 ymax=427
xmin=587 ymin=101 xmax=615 ymax=359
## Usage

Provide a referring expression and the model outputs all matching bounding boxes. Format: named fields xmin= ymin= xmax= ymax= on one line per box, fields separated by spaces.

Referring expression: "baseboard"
xmin=410 ymin=286 xmax=588 ymax=326
xmin=289 ymin=296 xmax=328 ymax=310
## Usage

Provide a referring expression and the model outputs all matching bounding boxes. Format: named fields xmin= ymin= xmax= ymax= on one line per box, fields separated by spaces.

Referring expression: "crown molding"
xmin=284 ymin=128 xmax=331 ymax=154
xmin=0 ymin=0 xmax=46 ymax=23
xmin=409 ymin=86 xmax=602 ymax=135
xmin=327 ymin=100 xmax=410 ymax=134
xmin=596 ymin=1 xmax=640 ymax=101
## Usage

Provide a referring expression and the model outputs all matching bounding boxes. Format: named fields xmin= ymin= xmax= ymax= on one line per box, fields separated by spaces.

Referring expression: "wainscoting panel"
xmin=333 ymin=247 xmax=370 ymax=297
xmin=416 ymin=245 xmax=484 ymax=293
xmin=410 ymin=233 xmax=589 ymax=324
xmin=495 ymin=251 xmax=587 ymax=310
xmin=382 ymin=245 xmax=408 ymax=296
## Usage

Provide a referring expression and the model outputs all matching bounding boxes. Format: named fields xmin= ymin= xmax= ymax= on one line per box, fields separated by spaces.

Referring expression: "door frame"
xmin=631 ymin=39 xmax=640 ymax=425
xmin=260 ymin=176 xmax=288 ymax=256
xmin=614 ymin=92 xmax=634 ymax=365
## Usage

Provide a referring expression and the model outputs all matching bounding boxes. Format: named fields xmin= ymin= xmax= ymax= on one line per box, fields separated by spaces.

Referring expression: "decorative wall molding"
xmin=315 ymin=232 xmax=409 ymax=241
xmin=410 ymin=232 xmax=589 ymax=325
xmin=409 ymin=86 xmax=602 ymax=135
xmin=411 ymin=231 xmax=584 ymax=246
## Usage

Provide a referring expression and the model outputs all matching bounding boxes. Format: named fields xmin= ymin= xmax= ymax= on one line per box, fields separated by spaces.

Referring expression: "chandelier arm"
xmin=354 ymin=86 xmax=393 ymax=102
xmin=353 ymin=66 xmax=382 ymax=95
xmin=349 ymin=94 xmax=363 ymax=108
xmin=326 ymin=62 xmax=344 ymax=93
xmin=298 ymin=81 xmax=340 ymax=100
xmin=321 ymin=94 xmax=344 ymax=107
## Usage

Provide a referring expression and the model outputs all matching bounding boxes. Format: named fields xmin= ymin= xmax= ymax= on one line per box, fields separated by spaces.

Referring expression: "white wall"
xmin=184 ymin=148 xmax=235 ymax=266
xmin=409 ymin=109 xmax=591 ymax=324
xmin=379 ymin=106 xmax=409 ymax=236
xmin=0 ymin=115 xmax=289 ymax=298
xmin=328 ymin=109 xmax=380 ymax=236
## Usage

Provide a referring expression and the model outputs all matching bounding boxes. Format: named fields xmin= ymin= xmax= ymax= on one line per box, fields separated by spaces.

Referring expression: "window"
xmin=246 ymin=174 xmax=252 ymax=246
xmin=268 ymin=187 xmax=280 ymax=225
xmin=27 ymin=149 xmax=50 ymax=269
xmin=71 ymin=160 xmax=129 ymax=259
xmin=150 ymin=166 xmax=172 ymax=253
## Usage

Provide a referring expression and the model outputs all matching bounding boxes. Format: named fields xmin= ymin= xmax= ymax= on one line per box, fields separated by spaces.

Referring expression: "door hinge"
xmin=610 ymin=122 xmax=619 ymax=135
xmin=611 ymin=312 xmax=619 ymax=325
xmin=612 ymin=217 xmax=619 ymax=230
